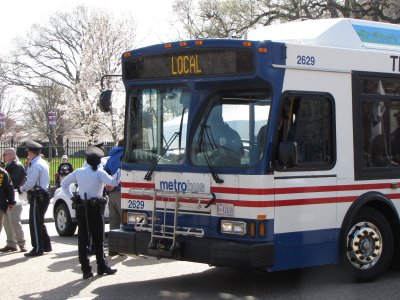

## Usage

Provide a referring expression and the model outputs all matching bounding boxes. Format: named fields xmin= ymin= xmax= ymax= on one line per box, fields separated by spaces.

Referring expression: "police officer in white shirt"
xmin=61 ymin=146 xmax=120 ymax=279
xmin=20 ymin=140 xmax=51 ymax=257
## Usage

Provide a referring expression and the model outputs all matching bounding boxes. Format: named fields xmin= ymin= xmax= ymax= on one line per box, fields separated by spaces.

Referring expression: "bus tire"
xmin=342 ymin=206 xmax=393 ymax=282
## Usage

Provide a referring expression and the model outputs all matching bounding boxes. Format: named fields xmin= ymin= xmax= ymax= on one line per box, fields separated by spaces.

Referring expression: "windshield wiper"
xmin=144 ymin=108 xmax=186 ymax=181
xmin=198 ymin=121 xmax=224 ymax=184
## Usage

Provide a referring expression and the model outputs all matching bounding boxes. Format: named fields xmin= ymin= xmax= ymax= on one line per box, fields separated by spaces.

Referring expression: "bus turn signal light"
xmin=250 ymin=222 xmax=256 ymax=238
xmin=259 ymin=222 xmax=266 ymax=238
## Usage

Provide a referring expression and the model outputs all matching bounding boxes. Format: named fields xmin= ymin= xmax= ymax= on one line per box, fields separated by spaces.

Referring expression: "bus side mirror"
xmin=99 ymin=89 xmax=112 ymax=113
xmin=278 ymin=142 xmax=298 ymax=169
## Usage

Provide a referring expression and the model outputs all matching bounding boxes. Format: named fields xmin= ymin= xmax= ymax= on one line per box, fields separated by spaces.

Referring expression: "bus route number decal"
xmin=128 ymin=200 xmax=145 ymax=210
xmin=297 ymin=55 xmax=315 ymax=66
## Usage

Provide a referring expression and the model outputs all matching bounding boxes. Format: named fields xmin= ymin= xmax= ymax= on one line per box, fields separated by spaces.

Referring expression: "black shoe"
xmin=97 ymin=266 xmax=117 ymax=276
xmin=43 ymin=247 xmax=52 ymax=253
xmin=83 ymin=272 xmax=94 ymax=279
xmin=24 ymin=250 xmax=43 ymax=257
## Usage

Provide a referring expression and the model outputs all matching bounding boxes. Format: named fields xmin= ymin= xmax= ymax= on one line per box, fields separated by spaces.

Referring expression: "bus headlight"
xmin=221 ymin=220 xmax=247 ymax=235
xmin=127 ymin=213 xmax=147 ymax=225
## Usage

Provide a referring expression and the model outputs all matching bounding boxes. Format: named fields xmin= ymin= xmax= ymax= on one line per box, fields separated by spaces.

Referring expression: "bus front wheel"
xmin=342 ymin=206 xmax=393 ymax=282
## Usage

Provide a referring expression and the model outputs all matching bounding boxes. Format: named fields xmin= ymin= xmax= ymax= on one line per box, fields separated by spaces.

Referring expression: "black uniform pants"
xmin=75 ymin=204 xmax=108 ymax=273
xmin=28 ymin=192 xmax=51 ymax=253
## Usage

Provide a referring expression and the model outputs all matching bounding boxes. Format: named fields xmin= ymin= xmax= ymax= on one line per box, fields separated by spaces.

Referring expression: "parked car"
xmin=52 ymin=184 xmax=109 ymax=236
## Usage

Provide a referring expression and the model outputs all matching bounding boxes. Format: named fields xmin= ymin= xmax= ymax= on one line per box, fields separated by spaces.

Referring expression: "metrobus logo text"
xmin=171 ymin=55 xmax=202 ymax=75
xmin=159 ymin=179 xmax=206 ymax=193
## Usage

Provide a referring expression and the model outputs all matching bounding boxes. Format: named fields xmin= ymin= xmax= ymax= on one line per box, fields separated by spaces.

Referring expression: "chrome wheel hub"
xmin=347 ymin=221 xmax=382 ymax=269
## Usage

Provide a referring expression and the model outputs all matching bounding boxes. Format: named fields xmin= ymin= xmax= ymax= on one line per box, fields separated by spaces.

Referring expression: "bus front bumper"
xmin=108 ymin=229 xmax=274 ymax=268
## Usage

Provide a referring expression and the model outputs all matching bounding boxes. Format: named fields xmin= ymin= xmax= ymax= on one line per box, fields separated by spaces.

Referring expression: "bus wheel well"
xmin=340 ymin=192 xmax=400 ymax=271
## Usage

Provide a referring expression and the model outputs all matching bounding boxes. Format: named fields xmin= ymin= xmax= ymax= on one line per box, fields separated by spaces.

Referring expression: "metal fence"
xmin=0 ymin=140 xmax=115 ymax=187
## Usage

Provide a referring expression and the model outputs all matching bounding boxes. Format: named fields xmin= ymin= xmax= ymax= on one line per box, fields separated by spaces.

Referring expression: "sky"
xmin=0 ymin=0 xmax=178 ymax=55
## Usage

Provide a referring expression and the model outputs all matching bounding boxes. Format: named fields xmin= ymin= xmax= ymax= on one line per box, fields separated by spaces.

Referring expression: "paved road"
xmin=2 ymin=222 xmax=400 ymax=299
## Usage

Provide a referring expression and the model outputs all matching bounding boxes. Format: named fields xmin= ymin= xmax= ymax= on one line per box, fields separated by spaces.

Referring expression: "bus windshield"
xmin=125 ymin=87 xmax=190 ymax=165
xmin=125 ymin=87 xmax=271 ymax=168
xmin=191 ymin=90 xmax=271 ymax=168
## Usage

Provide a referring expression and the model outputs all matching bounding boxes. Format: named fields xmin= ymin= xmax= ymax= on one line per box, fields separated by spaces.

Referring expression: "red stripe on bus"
xmin=121 ymin=181 xmax=395 ymax=196
xmin=121 ymin=182 xmax=155 ymax=189
xmin=121 ymin=181 xmax=400 ymax=207
xmin=210 ymin=183 xmax=393 ymax=195
xmin=121 ymin=193 xmax=400 ymax=207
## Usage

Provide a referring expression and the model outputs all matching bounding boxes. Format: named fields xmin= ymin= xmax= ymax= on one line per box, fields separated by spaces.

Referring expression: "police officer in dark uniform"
xmin=20 ymin=140 xmax=52 ymax=257
xmin=61 ymin=146 xmax=121 ymax=279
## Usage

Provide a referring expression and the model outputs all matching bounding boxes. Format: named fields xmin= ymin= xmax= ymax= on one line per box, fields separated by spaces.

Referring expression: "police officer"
xmin=19 ymin=140 xmax=52 ymax=257
xmin=61 ymin=146 xmax=120 ymax=279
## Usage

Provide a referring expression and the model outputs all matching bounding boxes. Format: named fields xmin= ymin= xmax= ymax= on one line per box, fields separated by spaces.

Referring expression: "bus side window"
xmin=361 ymin=101 xmax=391 ymax=167
xmin=391 ymin=109 xmax=400 ymax=165
xmin=361 ymin=100 xmax=400 ymax=168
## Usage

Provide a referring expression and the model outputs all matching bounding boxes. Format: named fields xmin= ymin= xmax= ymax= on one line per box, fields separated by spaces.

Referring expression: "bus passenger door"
xmin=271 ymin=92 xmax=338 ymax=270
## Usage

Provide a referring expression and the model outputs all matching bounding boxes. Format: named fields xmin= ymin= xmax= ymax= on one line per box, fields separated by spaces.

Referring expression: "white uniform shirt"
xmin=20 ymin=156 xmax=50 ymax=192
xmin=61 ymin=163 xmax=120 ymax=199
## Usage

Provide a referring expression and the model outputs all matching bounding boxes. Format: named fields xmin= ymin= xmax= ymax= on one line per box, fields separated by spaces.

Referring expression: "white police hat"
xmin=85 ymin=146 xmax=104 ymax=158
xmin=91 ymin=142 xmax=105 ymax=149
xmin=25 ymin=140 xmax=43 ymax=151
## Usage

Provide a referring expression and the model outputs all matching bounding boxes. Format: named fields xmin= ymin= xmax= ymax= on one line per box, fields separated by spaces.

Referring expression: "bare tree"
xmin=172 ymin=0 xmax=263 ymax=38
xmin=1 ymin=6 xmax=136 ymax=143
xmin=0 ymin=90 xmax=24 ymax=141
xmin=172 ymin=0 xmax=400 ymax=39
xmin=21 ymin=81 xmax=77 ymax=145
xmin=0 ymin=69 xmax=24 ymax=141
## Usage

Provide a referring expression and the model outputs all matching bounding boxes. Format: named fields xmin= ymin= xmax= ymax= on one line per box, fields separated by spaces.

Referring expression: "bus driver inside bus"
xmin=193 ymin=103 xmax=244 ymax=166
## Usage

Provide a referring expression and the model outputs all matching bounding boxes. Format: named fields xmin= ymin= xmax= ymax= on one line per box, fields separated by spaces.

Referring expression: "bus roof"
xmin=248 ymin=18 xmax=400 ymax=52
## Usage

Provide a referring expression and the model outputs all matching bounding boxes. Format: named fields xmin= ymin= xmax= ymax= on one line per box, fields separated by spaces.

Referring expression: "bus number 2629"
xmin=297 ymin=55 xmax=315 ymax=66
xmin=128 ymin=200 xmax=145 ymax=209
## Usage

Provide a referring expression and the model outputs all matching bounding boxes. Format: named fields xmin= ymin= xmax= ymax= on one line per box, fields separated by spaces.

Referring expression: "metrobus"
xmin=100 ymin=18 xmax=400 ymax=282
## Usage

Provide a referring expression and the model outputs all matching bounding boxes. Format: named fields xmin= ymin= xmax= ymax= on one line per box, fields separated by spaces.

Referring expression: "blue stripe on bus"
xmin=269 ymin=228 xmax=340 ymax=271
xmin=124 ymin=210 xmax=340 ymax=271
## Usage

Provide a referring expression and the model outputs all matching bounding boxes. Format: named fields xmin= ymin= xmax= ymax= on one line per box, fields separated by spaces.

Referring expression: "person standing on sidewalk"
xmin=104 ymin=139 xmax=124 ymax=256
xmin=0 ymin=148 xmax=27 ymax=253
xmin=0 ymin=167 xmax=16 ymax=243
xmin=61 ymin=146 xmax=121 ymax=279
xmin=20 ymin=140 xmax=51 ymax=257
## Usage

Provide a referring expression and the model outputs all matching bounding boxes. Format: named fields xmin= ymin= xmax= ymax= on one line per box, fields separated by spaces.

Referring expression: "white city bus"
xmin=101 ymin=18 xmax=400 ymax=282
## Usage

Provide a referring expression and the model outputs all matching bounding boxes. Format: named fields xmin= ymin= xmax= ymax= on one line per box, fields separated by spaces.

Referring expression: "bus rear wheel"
xmin=342 ymin=206 xmax=393 ymax=282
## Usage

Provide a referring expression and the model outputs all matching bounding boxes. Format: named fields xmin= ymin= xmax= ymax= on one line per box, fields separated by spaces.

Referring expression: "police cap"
xmin=91 ymin=142 xmax=105 ymax=150
xmin=25 ymin=140 xmax=43 ymax=151
xmin=85 ymin=146 xmax=104 ymax=158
